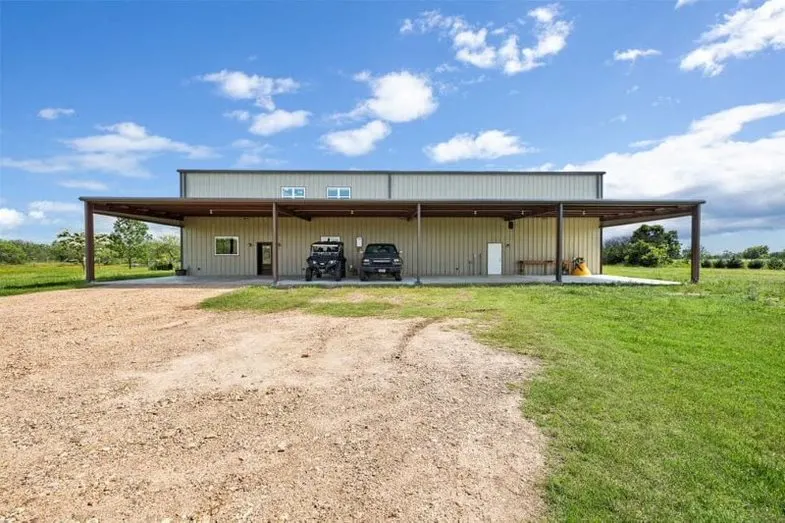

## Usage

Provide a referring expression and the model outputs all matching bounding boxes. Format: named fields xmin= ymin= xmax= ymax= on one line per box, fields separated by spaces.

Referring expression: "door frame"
xmin=487 ymin=242 xmax=503 ymax=275
xmin=257 ymin=242 xmax=273 ymax=276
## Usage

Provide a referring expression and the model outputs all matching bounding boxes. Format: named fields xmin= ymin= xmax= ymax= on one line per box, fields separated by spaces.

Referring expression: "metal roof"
xmin=176 ymin=169 xmax=606 ymax=176
xmin=80 ymin=197 xmax=702 ymax=228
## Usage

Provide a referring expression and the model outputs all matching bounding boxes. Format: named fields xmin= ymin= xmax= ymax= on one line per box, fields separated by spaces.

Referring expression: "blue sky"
xmin=1 ymin=0 xmax=783 ymax=251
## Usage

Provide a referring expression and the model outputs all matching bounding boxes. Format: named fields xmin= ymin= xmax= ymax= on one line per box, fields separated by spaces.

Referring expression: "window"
xmin=281 ymin=186 xmax=306 ymax=199
xmin=214 ymin=236 xmax=239 ymax=256
xmin=327 ymin=186 xmax=351 ymax=199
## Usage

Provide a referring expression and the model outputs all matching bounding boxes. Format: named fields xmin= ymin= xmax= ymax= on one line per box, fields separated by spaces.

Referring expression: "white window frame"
xmin=326 ymin=186 xmax=351 ymax=199
xmin=214 ymin=236 xmax=240 ymax=256
xmin=281 ymin=186 xmax=306 ymax=199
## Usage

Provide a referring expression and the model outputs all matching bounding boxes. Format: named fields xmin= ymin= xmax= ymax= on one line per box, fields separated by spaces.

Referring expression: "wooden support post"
xmin=84 ymin=201 xmax=95 ymax=282
xmin=599 ymin=227 xmax=604 ymax=275
xmin=691 ymin=204 xmax=701 ymax=284
xmin=555 ymin=203 xmax=564 ymax=283
xmin=416 ymin=203 xmax=422 ymax=285
xmin=272 ymin=202 xmax=279 ymax=284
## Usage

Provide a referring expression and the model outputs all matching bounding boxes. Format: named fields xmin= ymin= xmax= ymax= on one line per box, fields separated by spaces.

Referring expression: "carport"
xmin=80 ymin=197 xmax=704 ymax=283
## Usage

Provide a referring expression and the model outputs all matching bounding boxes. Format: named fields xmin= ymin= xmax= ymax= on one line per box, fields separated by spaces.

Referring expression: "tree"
xmin=109 ymin=218 xmax=151 ymax=268
xmin=631 ymin=225 xmax=681 ymax=260
xmin=624 ymin=240 xmax=670 ymax=267
xmin=148 ymin=235 xmax=180 ymax=269
xmin=603 ymin=236 xmax=631 ymax=265
xmin=52 ymin=230 xmax=110 ymax=267
xmin=741 ymin=245 xmax=769 ymax=259
xmin=682 ymin=246 xmax=710 ymax=260
xmin=0 ymin=240 xmax=28 ymax=264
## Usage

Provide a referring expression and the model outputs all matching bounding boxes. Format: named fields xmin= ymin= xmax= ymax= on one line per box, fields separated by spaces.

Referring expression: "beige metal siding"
xmin=183 ymin=216 xmax=600 ymax=277
xmin=185 ymin=172 xmax=388 ymax=199
xmin=390 ymin=174 xmax=600 ymax=200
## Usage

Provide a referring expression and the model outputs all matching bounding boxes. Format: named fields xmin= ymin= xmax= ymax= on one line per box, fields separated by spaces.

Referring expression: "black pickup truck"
xmin=360 ymin=243 xmax=402 ymax=281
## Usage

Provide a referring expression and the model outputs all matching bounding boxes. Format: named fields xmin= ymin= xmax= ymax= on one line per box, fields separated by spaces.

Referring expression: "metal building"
xmin=80 ymin=169 xmax=705 ymax=283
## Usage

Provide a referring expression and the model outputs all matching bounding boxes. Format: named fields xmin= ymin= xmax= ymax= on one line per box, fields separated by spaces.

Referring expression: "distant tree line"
xmin=604 ymin=225 xmax=784 ymax=269
xmin=0 ymin=218 xmax=180 ymax=269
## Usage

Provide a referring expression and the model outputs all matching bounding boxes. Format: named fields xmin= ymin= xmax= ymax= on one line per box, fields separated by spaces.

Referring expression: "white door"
xmin=487 ymin=243 xmax=502 ymax=275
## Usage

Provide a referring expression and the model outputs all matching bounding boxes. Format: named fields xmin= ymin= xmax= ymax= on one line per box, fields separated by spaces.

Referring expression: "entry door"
xmin=487 ymin=243 xmax=502 ymax=275
xmin=257 ymin=242 xmax=272 ymax=276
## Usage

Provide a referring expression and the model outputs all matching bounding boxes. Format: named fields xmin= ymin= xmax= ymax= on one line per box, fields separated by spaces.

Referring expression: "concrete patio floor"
xmin=94 ymin=274 xmax=679 ymax=288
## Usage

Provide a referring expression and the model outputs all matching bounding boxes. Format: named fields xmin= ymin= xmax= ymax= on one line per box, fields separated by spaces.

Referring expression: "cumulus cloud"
xmin=610 ymin=114 xmax=628 ymax=124
xmin=38 ymin=108 xmax=75 ymax=120
xmin=224 ymin=110 xmax=251 ymax=121
xmin=1 ymin=122 xmax=216 ymax=178
xmin=199 ymin=70 xmax=299 ymax=110
xmin=230 ymin=139 xmax=282 ymax=168
xmin=335 ymin=71 xmax=437 ymax=123
xmin=248 ymin=109 xmax=310 ymax=136
xmin=424 ymin=130 xmax=532 ymax=163
xmin=680 ymin=0 xmax=785 ymax=76
xmin=320 ymin=120 xmax=391 ymax=156
xmin=563 ymin=101 xmax=785 ymax=234
xmin=0 ymin=208 xmax=26 ymax=231
xmin=403 ymin=5 xmax=572 ymax=75
xmin=57 ymin=179 xmax=108 ymax=191
xmin=613 ymin=48 xmax=661 ymax=62
xmin=675 ymin=0 xmax=699 ymax=8
xmin=24 ymin=201 xmax=83 ymax=225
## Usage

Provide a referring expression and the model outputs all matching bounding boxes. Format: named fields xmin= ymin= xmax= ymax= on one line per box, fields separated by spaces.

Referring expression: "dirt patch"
xmin=0 ymin=287 xmax=545 ymax=521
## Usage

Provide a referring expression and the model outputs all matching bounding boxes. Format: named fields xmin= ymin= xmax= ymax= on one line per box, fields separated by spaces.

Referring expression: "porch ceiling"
xmin=80 ymin=197 xmax=703 ymax=228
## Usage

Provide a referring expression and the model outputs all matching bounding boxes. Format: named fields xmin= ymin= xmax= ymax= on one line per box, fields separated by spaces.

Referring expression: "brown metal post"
xmin=416 ymin=203 xmax=422 ymax=285
xmin=84 ymin=201 xmax=95 ymax=282
xmin=599 ymin=227 xmax=604 ymax=275
xmin=272 ymin=202 xmax=279 ymax=284
xmin=555 ymin=203 xmax=564 ymax=282
xmin=691 ymin=204 xmax=701 ymax=284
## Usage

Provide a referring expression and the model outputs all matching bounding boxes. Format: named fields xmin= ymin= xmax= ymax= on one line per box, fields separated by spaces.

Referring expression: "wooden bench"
xmin=518 ymin=260 xmax=571 ymax=274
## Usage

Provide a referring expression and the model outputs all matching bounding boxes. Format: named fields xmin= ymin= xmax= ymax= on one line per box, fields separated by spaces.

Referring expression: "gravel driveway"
xmin=0 ymin=287 xmax=544 ymax=521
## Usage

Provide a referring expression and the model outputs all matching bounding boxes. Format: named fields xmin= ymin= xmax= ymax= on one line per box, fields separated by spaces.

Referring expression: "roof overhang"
xmin=79 ymin=197 xmax=704 ymax=228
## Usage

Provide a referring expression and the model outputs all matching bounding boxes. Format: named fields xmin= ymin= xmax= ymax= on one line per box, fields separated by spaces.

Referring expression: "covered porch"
xmin=80 ymin=197 xmax=705 ymax=284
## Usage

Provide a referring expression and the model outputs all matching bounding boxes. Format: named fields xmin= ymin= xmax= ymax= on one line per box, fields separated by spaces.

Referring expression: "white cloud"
xmin=199 ymin=69 xmax=300 ymax=110
xmin=675 ymin=0 xmax=699 ymax=8
xmin=67 ymin=122 xmax=214 ymax=159
xmin=1 ymin=122 xmax=215 ymax=178
xmin=652 ymin=96 xmax=680 ymax=107
xmin=434 ymin=62 xmax=459 ymax=73
xmin=57 ymin=179 xmax=108 ymax=191
xmin=230 ymin=139 xmax=282 ymax=167
xmin=337 ymin=71 xmax=437 ymax=124
xmin=563 ymin=101 xmax=785 ymax=234
xmin=610 ymin=114 xmax=628 ymax=124
xmin=38 ymin=108 xmax=75 ymax=120
xmin=26 ymin=200 xmax=83 ymax=225
xmin=424 ymin=130 xmax=532 ymax=163
xmin=627 ymin=85 xmax=640 ymax=94
xmin=224 ymin=110 xmax=251 ymax=121
xmin=404 ymin=5 xmax=572 ymax=75
xmin=0 ymin=208 xmax=26 ymax=231
xmin=248 ymin=109 xmax=310 ymax=136
xmin=320 ymin=120 xmax=391 ymax=156
xmin=613 ymin=48 xmax=661 ymax=62
xmin=628 ymin=139 xmax=662 ymax=149
xmin=680 ymin=0 xmax=785 ymax=76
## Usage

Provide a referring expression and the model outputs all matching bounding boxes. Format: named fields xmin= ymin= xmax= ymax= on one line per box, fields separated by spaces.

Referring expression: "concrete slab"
xmin=94 ymin=274 xmax=679 ymax=288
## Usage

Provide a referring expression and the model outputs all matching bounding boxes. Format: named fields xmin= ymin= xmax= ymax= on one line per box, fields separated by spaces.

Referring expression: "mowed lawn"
xmin=203 ymin=269 xmax=785 ymax=521
xmin=0 ymin=263 xmax=173 ymax=297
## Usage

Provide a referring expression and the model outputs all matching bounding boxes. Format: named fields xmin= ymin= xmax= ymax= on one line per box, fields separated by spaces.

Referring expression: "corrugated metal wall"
xmin=184 ymin=172 xmax=602 ymax=200
xmin=185 ymin=173 xmax=388 ymax=199
xmin=183 ymin=216 xmax=600 ymax=277
xmin=389 ymin=173 xmax=599 ymax=200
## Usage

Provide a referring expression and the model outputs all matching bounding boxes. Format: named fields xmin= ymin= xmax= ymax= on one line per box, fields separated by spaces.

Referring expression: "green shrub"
xmin=767 ymin=258 xmax=784 ymax=270
xmin=149 ymin=262 xmax=173 ymax=271
xmin=0 ymin=240 xmax=28 ymax=264
xmin=748 ymin=259 xmax=765 ymax=269
xmin=625 ymin=241 xmax=670 ymax=267
xmin=726 ymin=257 xmax=744 ymax=269
xmin=701 ymin=259 xmax=713 ymax=268
xmin=713 ymin=259 xmax=727 ymax=269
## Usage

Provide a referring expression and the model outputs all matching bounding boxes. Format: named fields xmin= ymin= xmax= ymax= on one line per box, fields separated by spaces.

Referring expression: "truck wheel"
xmin=394 ymin=272 xmax=402 ymax=281
xmin=305 ymin=268 xmax=313 ymax=281
xmin=360 ymin=271 xmax=368 ymax=282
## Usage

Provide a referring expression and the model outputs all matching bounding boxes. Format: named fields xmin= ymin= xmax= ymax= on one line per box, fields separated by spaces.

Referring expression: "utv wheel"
xmin=305 ymin=268 xmax=313 ymax=281
xmin=334 ymin=269 xmax=342 ymax=281
xmin=394 ymin=272 xmax=402 ymax=281
xmin=360 ymin=271 xmax=369 ymax=282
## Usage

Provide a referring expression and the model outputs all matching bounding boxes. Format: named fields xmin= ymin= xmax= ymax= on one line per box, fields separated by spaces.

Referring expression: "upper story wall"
xmin=181 ymin=170 xmax=604 ymax=200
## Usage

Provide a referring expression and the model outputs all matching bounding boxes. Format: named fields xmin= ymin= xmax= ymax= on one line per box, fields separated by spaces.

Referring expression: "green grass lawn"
xmin=0 ymin=263 xmax=173 ymax=297
xmin=202 ymin=270 xmax=785 ymax=521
